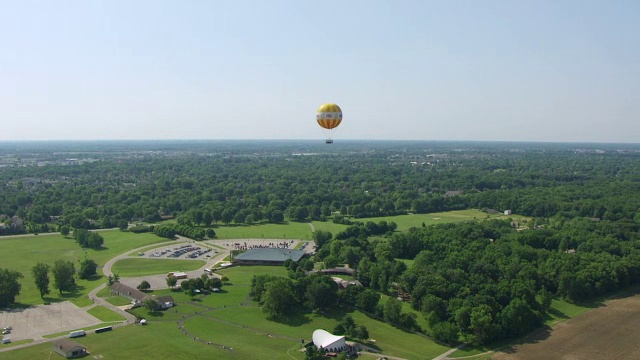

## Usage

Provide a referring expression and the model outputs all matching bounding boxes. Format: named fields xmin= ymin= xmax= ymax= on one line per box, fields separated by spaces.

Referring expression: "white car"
xmin=1 ymin=330 xmax=10 ymax=335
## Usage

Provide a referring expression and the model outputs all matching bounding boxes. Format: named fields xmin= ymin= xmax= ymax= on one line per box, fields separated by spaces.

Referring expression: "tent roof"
xmin=312 ymin=329 xmax=345 ymax=349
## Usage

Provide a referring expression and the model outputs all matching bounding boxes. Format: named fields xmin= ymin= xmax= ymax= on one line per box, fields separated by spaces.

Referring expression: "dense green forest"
xmin=1 ymin=140 xmax=639 ymax=345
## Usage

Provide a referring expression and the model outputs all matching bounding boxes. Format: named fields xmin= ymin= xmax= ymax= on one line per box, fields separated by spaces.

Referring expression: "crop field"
xmin=492 ymin=292 xmax=640 ymax=360
xmin=0 ymin=231 xmax=166 ymax=306
xmin=110 ymin=258 xmax=206 ymax=277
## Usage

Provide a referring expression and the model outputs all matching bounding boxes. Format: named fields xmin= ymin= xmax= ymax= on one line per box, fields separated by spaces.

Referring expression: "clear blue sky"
xmin=1 ymin=1 xmax=638 ymax=142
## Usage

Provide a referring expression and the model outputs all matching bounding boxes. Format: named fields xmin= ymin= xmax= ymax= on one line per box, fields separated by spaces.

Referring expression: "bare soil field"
xmin=493 ymin=292 xmax=640 ymax=360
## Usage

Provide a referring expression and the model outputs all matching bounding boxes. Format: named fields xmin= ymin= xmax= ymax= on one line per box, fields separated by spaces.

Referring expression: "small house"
xmin=52 ymin=339 xmax=87 ymax=358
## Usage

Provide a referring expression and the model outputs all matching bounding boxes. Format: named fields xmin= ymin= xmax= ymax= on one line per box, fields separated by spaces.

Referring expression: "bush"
xmin=137 ymin=280 xmax=151 ymax=291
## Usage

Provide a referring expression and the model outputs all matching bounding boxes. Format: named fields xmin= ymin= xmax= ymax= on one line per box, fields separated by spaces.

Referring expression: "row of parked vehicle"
xmin=187 ymin=248 xmax=212 ymax=258
xmin=167 ymin=246 xmax=201 ymax=258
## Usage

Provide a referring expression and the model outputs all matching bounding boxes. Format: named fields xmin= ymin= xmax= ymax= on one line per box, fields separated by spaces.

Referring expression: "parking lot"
xmin=143 ymin=244 xmax=216 ymax=259
xmin=0 ymin=302 xmax=101 ymax=342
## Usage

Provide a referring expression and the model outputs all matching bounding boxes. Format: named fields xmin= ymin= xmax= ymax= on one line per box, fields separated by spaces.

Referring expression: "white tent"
xmin=312 ymin=329 xmax=347 ymax=352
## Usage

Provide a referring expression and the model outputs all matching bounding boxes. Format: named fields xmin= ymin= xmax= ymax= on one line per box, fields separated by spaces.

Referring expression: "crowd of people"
xmin=226 ymin=240 xmax=294 ymax=251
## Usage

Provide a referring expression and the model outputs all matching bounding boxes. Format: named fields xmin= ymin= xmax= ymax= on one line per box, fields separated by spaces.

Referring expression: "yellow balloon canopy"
xmin=316 ymin=103 xmax=342 ymax=130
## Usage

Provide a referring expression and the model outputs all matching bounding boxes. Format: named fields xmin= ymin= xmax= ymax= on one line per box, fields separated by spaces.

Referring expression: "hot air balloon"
xmin=316 ymin=103 xmax=342 ymax=144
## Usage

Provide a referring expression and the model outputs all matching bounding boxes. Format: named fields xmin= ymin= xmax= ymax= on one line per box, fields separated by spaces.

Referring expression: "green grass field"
xmin=311 ymin=209 xmax=527 ymax=236
xmin=87 ymin=305 xmax=127 ymax=322
xmin=211 ymin=222 xmax=314 ymax=240
xmin=0 ymin=231 xmax=167 ymax=306
xmin=0 ymin=210 xmax=531 ymax=359
xmin=110 ymin=258 xmax=206 ymax=277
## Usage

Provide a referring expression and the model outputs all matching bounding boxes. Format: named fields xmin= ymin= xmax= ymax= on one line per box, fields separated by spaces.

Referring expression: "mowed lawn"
xmin=87 ymin=305 xmax=127 ymax=322
xmin=0 ymin=231 xmax=168 ymax=306
xmin=110 ymin=258 xmax=206 ymax=277
xmin=312 ymin=209 xmax=527 ymax=234
xmin=1 ymin=322 xmax=242 ymax=360
xmin=362 ymin=209 xmax=525 ymax=231
xmin=211 ymin=222 xmax=314 ymax=240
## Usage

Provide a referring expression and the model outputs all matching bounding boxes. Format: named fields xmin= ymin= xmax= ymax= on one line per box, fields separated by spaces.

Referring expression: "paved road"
xmin=101 ymin=238 xmax=191 ymax=277
xmin=87 ymin=283 xmax=137 ymax=326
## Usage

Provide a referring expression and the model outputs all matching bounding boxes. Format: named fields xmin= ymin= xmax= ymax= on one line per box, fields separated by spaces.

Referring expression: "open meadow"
xmin=0 ymin=231 xmax=167 ymax=306
xmin=312 ymin=209 xmax=527 ymax=235
xmin=110 ymin=258 xmax=206 ymax=277
xmin=211 ymin=222 xmax=314 ymax=240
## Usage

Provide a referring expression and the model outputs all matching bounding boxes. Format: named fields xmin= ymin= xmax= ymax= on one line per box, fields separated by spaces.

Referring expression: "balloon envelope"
xmin=316 ymin=103 xmax=342 ymax=130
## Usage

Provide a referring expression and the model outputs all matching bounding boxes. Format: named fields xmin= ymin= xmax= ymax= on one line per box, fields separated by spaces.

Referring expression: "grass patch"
xmin=185 ymin=315 xmax=305 ymax=359
xmin=396 ymin=258 xmax=415 ymax=267
xmin=0 ymin=231 xmax=168 ymax=306
xmin=362 ymin=209 xmax=525 ymax=231
xmin=42 ymin=322 xmax=123 ymax=338
xmin=311 ymin=209 xmax=527 ymax=235
xmin=110 ymin=258 xmax=206 ymax=277
xmin=104 ymin=296 xmax=132 ymax=306
xmin=211 ymin=222 xmax=313 ymax=240
xmin=20 ymin=322 xmax=239 ymax=360
xmin=0 ymin=339 xmax=33 ymax=348
xmin=87 ymin=305 xmax=127 ymax=322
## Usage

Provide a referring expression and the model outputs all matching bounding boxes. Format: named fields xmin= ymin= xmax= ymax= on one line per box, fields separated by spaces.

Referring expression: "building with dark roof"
xmin=232 ymin=248 xmax=306 ymax=266
xmin=110 ymin=283 xmax=174 ymax=310
xmin=52 ymin=339 xmax=87 ymax=358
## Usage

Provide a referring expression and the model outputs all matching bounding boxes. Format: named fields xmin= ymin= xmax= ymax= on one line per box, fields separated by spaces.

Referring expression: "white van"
xmin=69 ymin=330 xmax=86 ymax=338
xmin=1 ymin=338 xmax=10 ymax=344
xmin=204 ymin=268 xmax=212 ymax=274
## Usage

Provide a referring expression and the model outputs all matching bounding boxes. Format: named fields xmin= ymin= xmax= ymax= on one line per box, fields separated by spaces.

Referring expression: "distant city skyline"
xmin=1 ymin=1 xmax=639 ymax=143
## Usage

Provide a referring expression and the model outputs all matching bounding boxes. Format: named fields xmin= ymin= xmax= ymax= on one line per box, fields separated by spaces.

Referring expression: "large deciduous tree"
xmin=0 ymin=268 xmax=23 ymax=307
xmin=304 ymin=275 xmax=338 ymax=310
xmin=52 ymin=260 xmax=76 ymax=294
xmin=166 ymin=275 xmax=178 ymax=289
xmin=78 ymin=259 xmax=98 ymax=280
xmin=137 ymin=280 xmax=151 ymax=291
xmin=32 ymin=262 xmax=50 ymax=299
xmin=261 ymin=277 xmax=294 ymax=319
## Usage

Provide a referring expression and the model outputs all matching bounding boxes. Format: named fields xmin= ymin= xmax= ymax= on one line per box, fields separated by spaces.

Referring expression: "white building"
xmin=312 ymin=329 xmax=347 ymax=352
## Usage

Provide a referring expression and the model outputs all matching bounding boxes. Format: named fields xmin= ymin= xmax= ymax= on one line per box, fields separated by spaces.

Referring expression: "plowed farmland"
xmin=493 ymin=292 xmax=640 ymax=360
